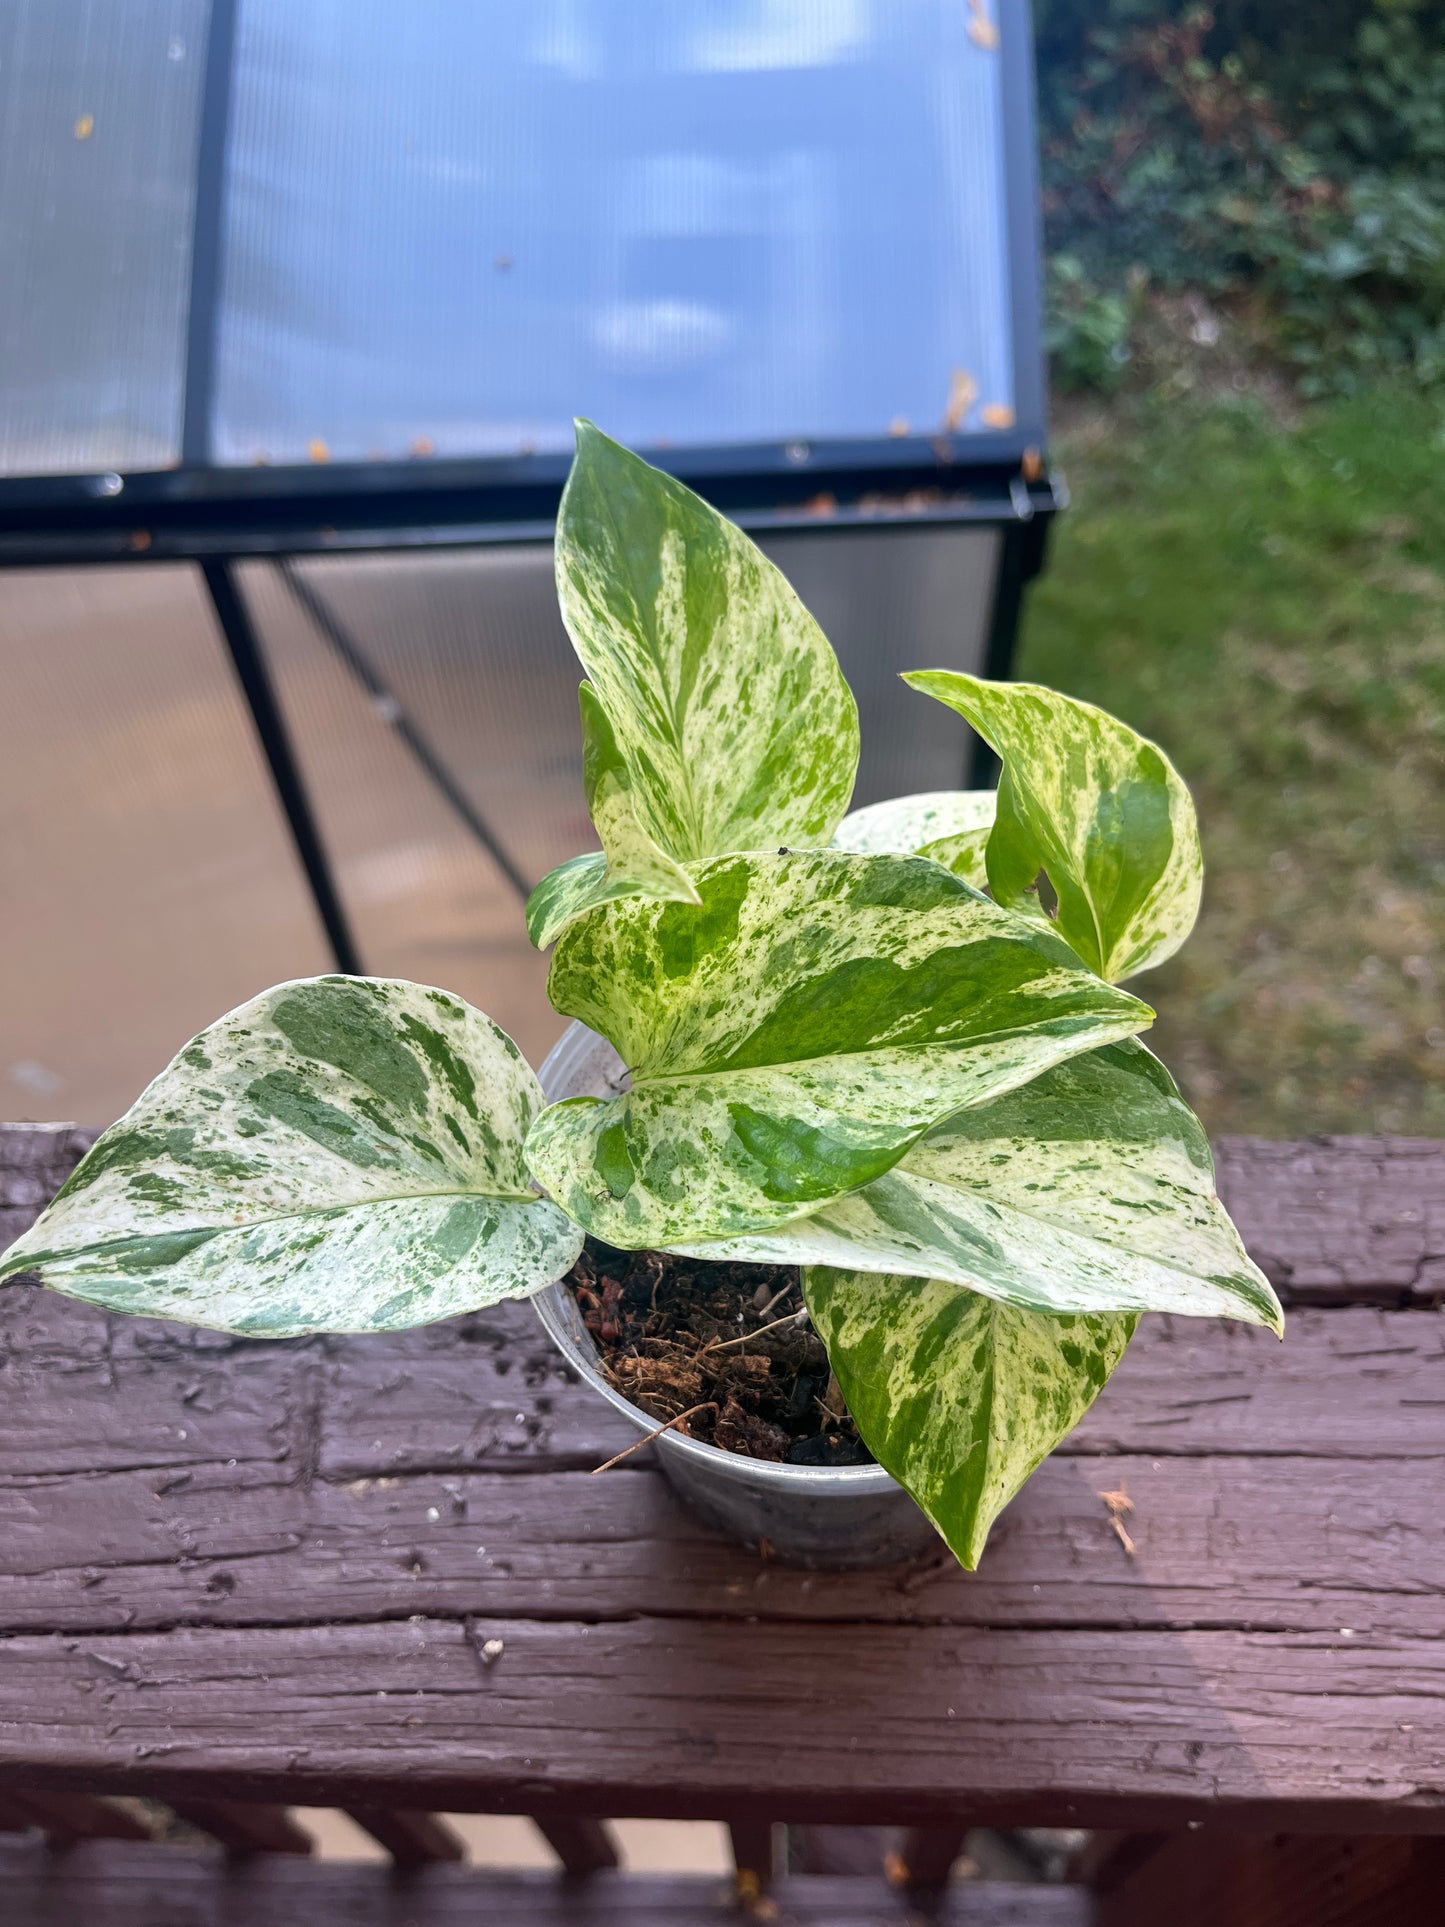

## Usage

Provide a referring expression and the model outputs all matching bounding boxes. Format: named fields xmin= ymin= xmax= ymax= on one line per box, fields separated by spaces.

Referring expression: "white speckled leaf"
xmin=526 ymin=684 xmax=700 ymax=948
xmin=0 ymin=978 xmax=583 ymax=1335
xmin=833 ymin=789 xmax=996 ymax=887
xmin=806 ymin=1267 xmax=1135 ymax=1567
xmin=832 ymin=789 xmax=997 ymax=857
xmin=671 ymin=1040 xmax=1281 ymax=1330
xmin=917 ymin=824 xmax=992 ymax=889
xmin=904 ymin=672 xmax=1203 ymax=982
xmin=556 ymin=422 xmax=859 ymax=862
xmin=523 ymin=851 xmax=1152 ymax=1247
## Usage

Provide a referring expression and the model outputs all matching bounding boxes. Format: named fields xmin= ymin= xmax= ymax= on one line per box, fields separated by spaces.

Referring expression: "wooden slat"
xmin=0 ymin=1838 xmax=1091 ymax=1924
xmin=0 ymin=1614 xmax=1442 ymax=1832
xmin=530 ymin=1817 xmax=620 ymax=1876
xmin=895 ymin=1825 xmax=972 ymax=1887
xmin=727 ymin=1816 xmax=775 ymax=1886
xmin=5 ymin=1274 xmax=1440 ymax=1498
xmin=1094 ymin=1829 xmax=1445 ymax=1927
xmin=169 ymin=1801 xmax=311 ymax=1856
xmin=3 ymin=1435 xmax=1442 ymax=1641
xmin=1216 ymin=1137 xmax=1445 ymax=1307
xmin=2 ymin=1792 xmax=152 ymax=1843
xmin=344 ymin=1807 xmax=464 ymax=1868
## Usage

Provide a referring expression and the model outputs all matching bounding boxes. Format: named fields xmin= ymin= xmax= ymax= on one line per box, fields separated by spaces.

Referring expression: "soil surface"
xmin=568 ymin=1241 xmax=873 ymax=1466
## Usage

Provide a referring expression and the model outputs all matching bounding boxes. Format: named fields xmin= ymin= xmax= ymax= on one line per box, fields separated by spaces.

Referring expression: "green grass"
xmin=1016 ymin=387 xmax=1445 ymax=1138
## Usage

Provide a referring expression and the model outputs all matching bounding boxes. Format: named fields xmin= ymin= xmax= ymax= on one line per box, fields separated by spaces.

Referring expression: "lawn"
xmin=1017 ymin=386 xmax=1445 ymax=1138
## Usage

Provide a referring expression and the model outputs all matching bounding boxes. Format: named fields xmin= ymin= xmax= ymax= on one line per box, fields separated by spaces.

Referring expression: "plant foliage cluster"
xmin=1 ymin=430 xmax=1282 ymax=1568
xmin=1036 ymin=0 xmax=1445 ymax=394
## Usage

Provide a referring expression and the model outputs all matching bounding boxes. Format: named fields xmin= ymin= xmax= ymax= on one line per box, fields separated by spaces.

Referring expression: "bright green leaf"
xmin=903 ymin=672 xmax=1202 ymax=981
xmin=0 ymin=978 xmax=583 ymax=1335
xmin=524 ymin=850 xmax=1152 ymax=1247
xmin=556 ymin=421 xmax=859 ymax=862
xmin=806 ymin=1267 xmax=1135 ymax=1567
xmin=526 ymin=684 xmax=700 ymax=948
xmin=671 ymin=1039 xmax=1282 ymax=1331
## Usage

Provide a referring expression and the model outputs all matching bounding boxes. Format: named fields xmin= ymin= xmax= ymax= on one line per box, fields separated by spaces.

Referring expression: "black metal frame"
xmin=0 ymin=0 xmax=1058 ymax=974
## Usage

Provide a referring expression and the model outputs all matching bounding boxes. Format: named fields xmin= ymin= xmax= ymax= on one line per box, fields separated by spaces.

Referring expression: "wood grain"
xmin=0 ymin=1615 xmax=1441 ymax=1831
xmin=1215 ymin=1136 xmax=1445 ymax=1306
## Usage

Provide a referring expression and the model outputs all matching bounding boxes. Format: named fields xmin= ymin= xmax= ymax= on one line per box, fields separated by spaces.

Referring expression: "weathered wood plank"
xmin=0 ymin=1616 xmax=1440 ymax=1832
xmin=0 ymin=1838 xmax=1090 ymax=1926
xmin=0 ymin=1449 xmax=1439 ymax=1639
xmin=1216 ymin=1137 xmax=1445 ymax=1307
xmin=4 ymin=1273 xmax=1441 ymax=1487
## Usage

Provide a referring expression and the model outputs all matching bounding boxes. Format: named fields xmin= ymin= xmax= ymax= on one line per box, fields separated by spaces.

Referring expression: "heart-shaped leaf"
xmin=903 ymin=672 xmax=1202 ymax=982
xmin=524 ymin=851 xmax=1152 ymax=1247
xmin=669 ymin=1039 xmax=1281 ymax=1331
xmin=0 ymin=978 xmax=583 ymax=1335
xmin=550 ymin=422 xmax=859 ymax=858
xmin=526 ymin=684 xmax=700 ymax=948
xmin=806 ymin=1267 xmax=1135 ymax=1567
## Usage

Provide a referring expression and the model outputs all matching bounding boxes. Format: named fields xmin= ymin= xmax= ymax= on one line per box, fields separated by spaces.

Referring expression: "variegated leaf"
xmin=832 ymin=789 xmax=996 ymax=888
xmin=556 ymin=422 xmax=859 ymax=862
xmin=903 ymin=672 xmax=1203 ymax=982
xmin=670 ymin=1040 xmax=1282 ymax=1330
xmin=526 ymin=684 xmax=700 ymax=948
xmin=524 ymin=851 xmax=1152 ymax=1247
xmin=0 ymin=978 xmax=583 ymax=1336
xmin=806 ymin=1267 xmax=1135 ymax=1567
xmin=832 ymin=789 xmax=996 ymax=857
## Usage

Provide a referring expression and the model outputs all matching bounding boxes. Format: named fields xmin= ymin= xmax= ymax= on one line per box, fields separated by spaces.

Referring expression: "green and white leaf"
xmin=671 ymin=1040 xmax=1282 ymax=1330
xmin=555 ymin=421 xmax=859 ymax=861
xmin=903 ymin=672 xmax=1202 ymax=982
xmin=526 ymin=684 xmax=700 ymax=949
xmin=832 ymin=789 xmax=996 ymax=858
xmin=833 ymin=788 xmax=996 ymax=887
xmin=524 ymin=850 xmax=1152 ymax=1248
xmin=806 ymin=1267 xmax=1135 ymax=1568
xmin=0 ymin=978 xmax=583 ymax=1336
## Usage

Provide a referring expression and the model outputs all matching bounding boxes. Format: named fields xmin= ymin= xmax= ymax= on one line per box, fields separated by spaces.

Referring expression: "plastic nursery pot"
xmin=534 ymin=1022 xmax=938 ymax=1569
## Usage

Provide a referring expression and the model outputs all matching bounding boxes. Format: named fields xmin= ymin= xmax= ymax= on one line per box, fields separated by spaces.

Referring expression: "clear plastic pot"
xmin=534 ymin=1022 xmax=937 ymax=1568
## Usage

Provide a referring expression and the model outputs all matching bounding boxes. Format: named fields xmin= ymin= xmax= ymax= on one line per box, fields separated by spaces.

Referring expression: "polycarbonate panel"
xmin=757 ymin=524 xmax=999 ymax=806
xmin=0 ymin=565 xmax=329 ymax=1128
xmin=213 ymin=0 xmax=1019 ymax=464
xmin=237 ymin=554 xmax=567 ymax=1068
xmin=0 ymin=1 xmax=208 ymax=478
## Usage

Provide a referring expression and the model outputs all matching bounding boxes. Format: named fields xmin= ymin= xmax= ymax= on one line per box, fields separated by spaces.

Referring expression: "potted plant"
xmin=0 ymin=425 xmax=1281 ymax=1572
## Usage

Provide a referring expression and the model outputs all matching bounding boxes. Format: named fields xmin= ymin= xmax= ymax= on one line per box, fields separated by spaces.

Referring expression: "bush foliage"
xmin=1035 ymin=1 xmax=1445 ymax=393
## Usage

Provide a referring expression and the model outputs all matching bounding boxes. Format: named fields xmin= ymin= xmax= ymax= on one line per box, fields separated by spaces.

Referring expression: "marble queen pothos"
xmin=1 ymin=423 xmax=1281 ymax=1569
